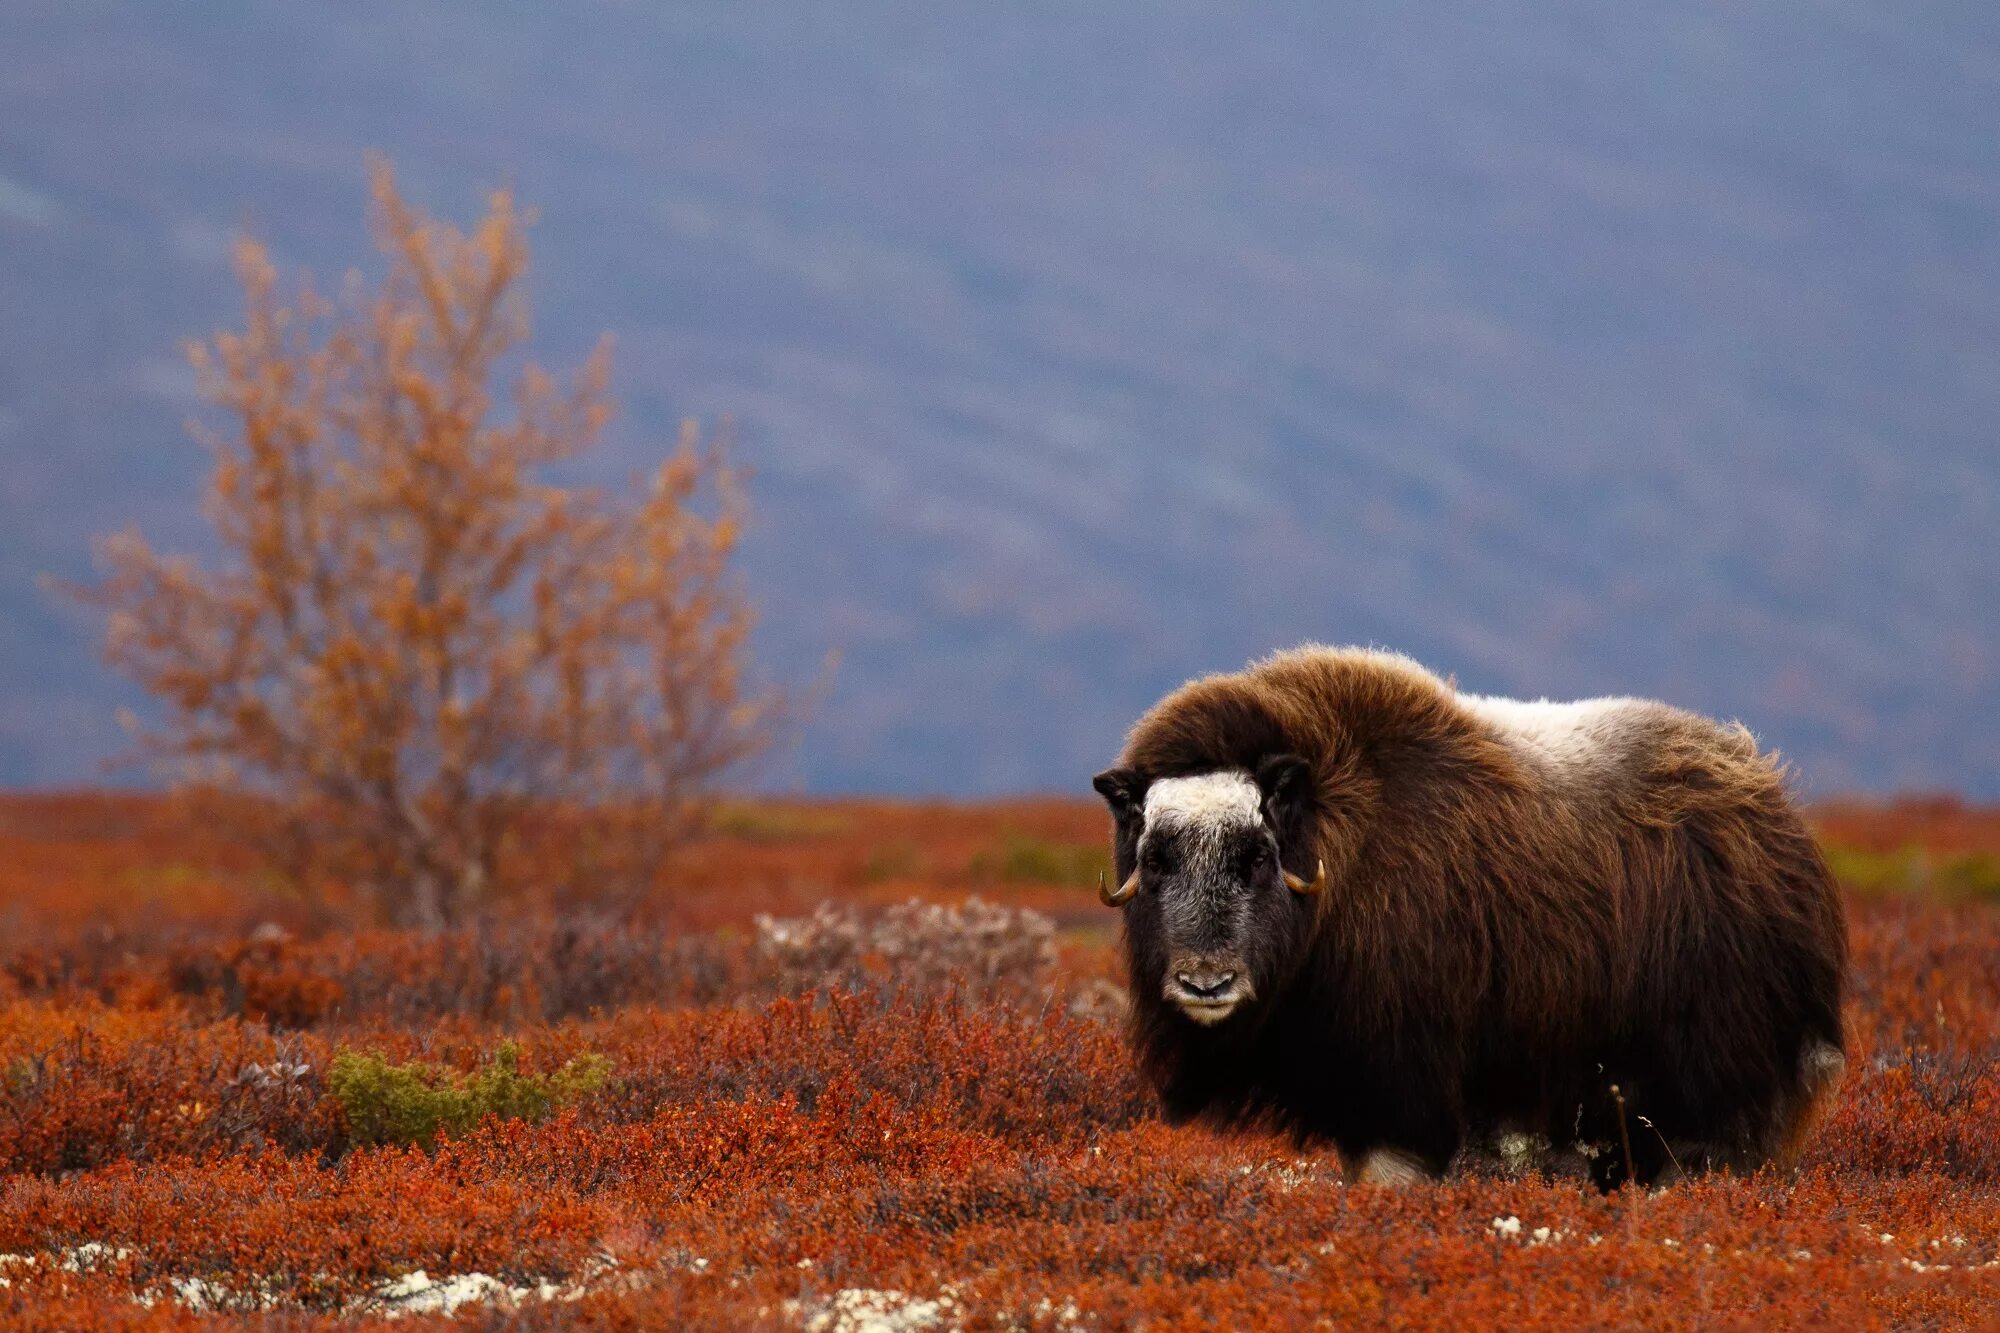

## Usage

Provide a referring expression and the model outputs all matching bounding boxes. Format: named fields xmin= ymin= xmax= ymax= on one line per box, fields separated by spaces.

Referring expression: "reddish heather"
xmin=0 ymin=794 xmax=1996 ymax=1330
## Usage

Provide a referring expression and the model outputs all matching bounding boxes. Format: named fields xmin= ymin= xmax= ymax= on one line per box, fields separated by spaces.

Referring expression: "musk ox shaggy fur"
xmin=1092 ymin=645 xmax=1847 ymax=1188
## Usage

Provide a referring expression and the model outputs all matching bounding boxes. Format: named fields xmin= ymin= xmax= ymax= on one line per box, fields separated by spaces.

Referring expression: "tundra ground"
xmin=0 ymin=794 xmax=1996 ymax=1329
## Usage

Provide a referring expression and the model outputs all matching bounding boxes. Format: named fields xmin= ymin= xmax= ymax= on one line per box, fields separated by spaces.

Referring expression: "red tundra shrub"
xmin=0 ymin=794 xmax=1998 ymax=1329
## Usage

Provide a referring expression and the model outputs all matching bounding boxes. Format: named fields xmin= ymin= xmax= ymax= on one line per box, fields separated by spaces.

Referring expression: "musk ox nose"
xmin=1174 ymin=969 xmax=1238 ymax=999
xmin=1165 ymin=952 xmax=1253 ymax=1023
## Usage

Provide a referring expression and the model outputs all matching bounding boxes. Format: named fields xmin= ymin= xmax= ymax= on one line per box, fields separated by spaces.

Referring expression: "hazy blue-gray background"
xmin=3 ymin=3 xmax=1996 ymax=796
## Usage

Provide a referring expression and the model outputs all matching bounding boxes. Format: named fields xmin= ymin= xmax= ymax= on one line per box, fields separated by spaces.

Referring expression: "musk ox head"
xmin=1092 ymin=756 xmax=1324 ymax=1026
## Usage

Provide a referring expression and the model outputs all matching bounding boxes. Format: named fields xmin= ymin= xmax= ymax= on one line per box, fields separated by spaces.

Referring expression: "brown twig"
xmin=1637 ymin=1114 xmax=1685 ymax=1181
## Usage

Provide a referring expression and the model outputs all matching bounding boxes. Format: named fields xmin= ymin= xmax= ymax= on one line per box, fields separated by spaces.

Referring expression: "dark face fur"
xmin=1094 ymin=756 xmax=1319 ymax=1026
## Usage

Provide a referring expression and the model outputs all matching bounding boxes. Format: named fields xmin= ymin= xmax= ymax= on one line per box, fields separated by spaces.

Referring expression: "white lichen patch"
xmin=1029 ymin=1294 xmax=1086 ymax=1329
xmin=0 ymin=1245 xmax=625 ymax=1317
xmin=359 ymin=1255 xmax=626 ymax=1318
xmin=1477 ymin=1217 xmax=2000 ymax=1276
xmin=367 ymin=1270 xmax=538 ymax=1317
xmin=794 ymin=1287 xmax=959 ymax=1333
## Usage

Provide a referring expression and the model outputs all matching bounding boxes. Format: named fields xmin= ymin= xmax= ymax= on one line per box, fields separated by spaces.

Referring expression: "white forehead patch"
xmin=1142 ymin=770 xmax=1262 ymax=833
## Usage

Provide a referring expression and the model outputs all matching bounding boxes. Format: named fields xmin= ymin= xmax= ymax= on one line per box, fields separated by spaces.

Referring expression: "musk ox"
xmin=1092 ymin=646 xmax=1847 ymax=1188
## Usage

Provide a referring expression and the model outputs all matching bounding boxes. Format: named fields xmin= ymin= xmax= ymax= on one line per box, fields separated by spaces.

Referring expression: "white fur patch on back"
xmin=1458 ymin=694 xmax=1647 ymax=780
xmin=1142 ymin=770 xmax=1262 ymax=834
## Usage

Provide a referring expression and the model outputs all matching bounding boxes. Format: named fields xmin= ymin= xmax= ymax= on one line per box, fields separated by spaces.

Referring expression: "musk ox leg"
xmin=1345 ymin=1146 xmax=1435 ymax=1188
xmin=1562 ymin=1078 xmax=1678 ymax=1191
xmin=1774 ymin=1042 xmax=1846 ymax=1170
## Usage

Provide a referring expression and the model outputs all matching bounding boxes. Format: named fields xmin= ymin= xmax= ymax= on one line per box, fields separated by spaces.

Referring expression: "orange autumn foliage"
xmin=68 ymin=163 xmax=782 ymax=925
xmin=0 ymin=795 xmax=1997 ymax=1328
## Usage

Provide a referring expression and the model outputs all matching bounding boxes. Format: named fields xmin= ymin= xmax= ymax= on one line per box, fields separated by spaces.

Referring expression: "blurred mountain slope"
xmin=1 ymin=2 xmax=1995 ymax=793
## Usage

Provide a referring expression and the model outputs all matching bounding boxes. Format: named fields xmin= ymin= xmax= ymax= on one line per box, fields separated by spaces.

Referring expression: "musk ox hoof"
xmin=1347 ymin=1147 xmax=1433 ymax=1188
xmin=1777 ymin=1042 xmax=1848 ymax=1168
xmin=1492 ymin=1130 xmax=1550 ymax=1178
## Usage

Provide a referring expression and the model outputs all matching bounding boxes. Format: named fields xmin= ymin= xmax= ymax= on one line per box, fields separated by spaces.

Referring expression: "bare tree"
xmin=71 ymin=161 xmax=784 ymax=925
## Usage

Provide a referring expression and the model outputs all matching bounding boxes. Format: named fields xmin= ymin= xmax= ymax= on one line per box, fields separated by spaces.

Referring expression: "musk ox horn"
xmin=1284 ymin=859 xmax=1328 ymax=895
xmin=1098 ymin=869 xmax=1140 ymax=907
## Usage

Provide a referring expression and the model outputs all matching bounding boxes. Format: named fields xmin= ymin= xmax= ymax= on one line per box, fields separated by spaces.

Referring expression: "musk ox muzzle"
xmin=1165 ymin=949 xmax=1254 ymax=1023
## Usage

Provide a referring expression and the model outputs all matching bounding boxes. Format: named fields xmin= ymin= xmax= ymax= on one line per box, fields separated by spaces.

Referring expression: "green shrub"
xmin=1824 ymin=845 xmax=1923 ymax=896
xmin=970 ymin=835 xmax=1110 ymax=886
xmin=328 ymin=1041 xmax=609 ymax=1148
xmin=861 ymin=841 xmax=922 ymax=883
xmin=1824 ymin=844 xmax=2000 ymax=902
xmin=1930 ymin=851 xmax=2000 ymax=901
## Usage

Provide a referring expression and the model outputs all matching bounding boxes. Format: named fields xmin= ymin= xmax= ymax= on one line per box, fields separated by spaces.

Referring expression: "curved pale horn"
xmin=1283 ymin=859 xmax=1328 ymax=895
xmin=1098 ymin=869 xmax=1140 ymax=907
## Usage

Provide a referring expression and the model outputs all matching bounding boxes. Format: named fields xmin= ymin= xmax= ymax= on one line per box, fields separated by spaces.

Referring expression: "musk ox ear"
xmin=1255 ymin=753 xmax=1315 ymax=838
xmin=1092 ymin=766 xmax=1149 ymax=817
